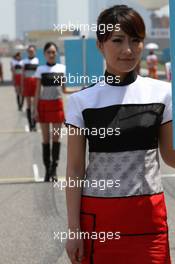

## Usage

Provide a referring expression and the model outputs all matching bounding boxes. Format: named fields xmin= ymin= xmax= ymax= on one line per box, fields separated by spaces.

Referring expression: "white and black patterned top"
xmin=11 ymin=59 xmax=23 ymax=75
xmin=22 ymin=57 xmax=39 ymax=78
xmin=65 ymin=71 xmax=172 ymax=198
xmin=35 ymin=62 xmax=66 ymax=100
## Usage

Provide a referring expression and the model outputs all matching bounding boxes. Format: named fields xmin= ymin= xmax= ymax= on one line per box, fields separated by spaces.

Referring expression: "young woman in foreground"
xmin=34 ymin=42 xmax=66 ymax=182
xmin=65 ymin=5 xmax=173 ymax=264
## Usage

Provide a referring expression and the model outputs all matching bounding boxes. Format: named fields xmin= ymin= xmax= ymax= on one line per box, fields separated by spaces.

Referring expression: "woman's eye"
xmin=132 ymin=38 xmax=141 ymax=42
xmin=112 ymin=39 xmax=123 ymax=43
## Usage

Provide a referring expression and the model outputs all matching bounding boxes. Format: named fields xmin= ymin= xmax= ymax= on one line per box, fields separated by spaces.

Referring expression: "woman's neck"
xmin=46 ymin=61 xmax=56 ymax=66
xmin=106 ymin=66 xmax=131 ymax=82
xmin=104 ymin=67 xmax=137 ymax=86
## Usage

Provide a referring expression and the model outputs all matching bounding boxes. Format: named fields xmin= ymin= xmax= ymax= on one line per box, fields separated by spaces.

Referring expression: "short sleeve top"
xmin=64 ymin=72 xmax=172 ymax=198
xmin=22 ymin=57 xmax=39 ymax=78
xmin=35 ymin=63 xmax=66 ymax=100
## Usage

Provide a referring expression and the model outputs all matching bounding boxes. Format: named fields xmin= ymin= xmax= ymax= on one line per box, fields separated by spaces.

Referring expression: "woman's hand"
xmin=62 ymin=85 xmax=67 ymax=94
xmin=66 ymin=235 xmax=85 ymax=264
xmin=66 ymin=131 xmax=86 ymax=263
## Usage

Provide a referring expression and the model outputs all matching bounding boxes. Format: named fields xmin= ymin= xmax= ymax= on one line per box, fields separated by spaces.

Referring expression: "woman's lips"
xmin=118 ymin=58 xmax=134 ymax=61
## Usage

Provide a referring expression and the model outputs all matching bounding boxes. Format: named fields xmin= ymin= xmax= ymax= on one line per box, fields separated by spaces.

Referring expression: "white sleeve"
xmin=60 ymin=64 xmax=66 ymax=75
xmin=161 ymin=83 xmax=173 ymax=124
xmin=63 ymin=65 xmax=66 ymax=75
xmin=64 ymin=94 xmax=85 ymax=128
xmin=35 ymin=66 xmax=42 ymax=79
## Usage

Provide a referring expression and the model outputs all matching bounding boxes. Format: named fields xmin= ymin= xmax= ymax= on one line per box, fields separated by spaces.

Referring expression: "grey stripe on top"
xmin=40 ymin=86 xmax=62 ymax=100
xmin=82 ymin=148 xmax=163 ymax=197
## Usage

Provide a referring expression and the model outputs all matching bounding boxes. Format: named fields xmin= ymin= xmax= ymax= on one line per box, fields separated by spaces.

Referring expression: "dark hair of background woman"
xmin=27 ymin=44 xmax=36 ymax=50
xmin=44 ymin=42 xmax=58 ymax=53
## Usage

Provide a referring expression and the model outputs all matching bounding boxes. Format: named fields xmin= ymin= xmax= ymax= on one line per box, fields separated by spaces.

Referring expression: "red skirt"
xmin=23 ymin=77 xmax=37 ymax=97
xmin=14 ymin=74 xmax=22 ymax=87
xmin=80 ymin=193 xmax=171 ymax=264
xmin=37 ymin=98 xmax=65 ymax=123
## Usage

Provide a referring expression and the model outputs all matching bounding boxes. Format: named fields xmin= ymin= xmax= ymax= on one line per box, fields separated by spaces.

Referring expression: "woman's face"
xmin=97 ymin=29 xmax=144 ymax=75
xmin=27 ymin=47 xmax=36 ymax=58
xmin=16 ymin=54 xmax=21 ymax=61
xmin=45 ymin=45 xmax=57 ymax=64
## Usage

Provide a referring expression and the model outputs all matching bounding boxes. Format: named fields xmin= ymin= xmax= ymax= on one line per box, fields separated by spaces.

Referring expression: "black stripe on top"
xmin=24 ymin=64 xmax=38 ymax=70
xmin=41 ymin=72 xmax=64 ymax=86
xmin=14 ymin=65 xmax=22 ymax=69
xmin=82 ymin=103 xmax=165 ymax=152
xmin=104 ymin=70 xmax=137 ymax=86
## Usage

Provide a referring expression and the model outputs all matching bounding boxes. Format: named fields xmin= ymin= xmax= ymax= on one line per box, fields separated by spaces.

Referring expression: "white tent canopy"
xmin=145 ymin=43 xmax=159 ymax=50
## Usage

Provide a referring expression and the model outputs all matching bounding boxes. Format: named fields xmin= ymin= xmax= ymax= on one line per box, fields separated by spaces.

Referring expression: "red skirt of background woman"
xmin=37 ymin=98 xmax=65 ymax=123
xmin=23 ymin=77 xmax=37 ymax=97
xmin=14 ymin=74 xmax=22 ymax=87
xmin=80 ymin=193 xmax=171 ymax=264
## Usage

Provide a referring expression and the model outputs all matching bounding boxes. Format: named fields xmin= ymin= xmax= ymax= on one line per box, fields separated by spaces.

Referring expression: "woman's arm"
xmin=159 ymin=121 xmax=175 ymax=168
xmin=33 ymin=79 xmax=41 ymax=120
xmin=66 ymin=127 xmax=86 ymax=263
xmin=61 ymin=73 xmax=66 ymax=93
xmin=62 ymin=81 xmax=66 ymax=94
xmin=66 ymin=127 xmax=86 ymax=230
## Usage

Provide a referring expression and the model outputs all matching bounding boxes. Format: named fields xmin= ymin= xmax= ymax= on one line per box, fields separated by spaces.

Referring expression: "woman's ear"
xmin=96 ymin=40 xmax=104 ymax=55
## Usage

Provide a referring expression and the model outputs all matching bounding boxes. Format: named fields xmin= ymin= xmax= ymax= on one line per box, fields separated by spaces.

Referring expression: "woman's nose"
xmin=123 ymin=40 xmax=132 ymax=55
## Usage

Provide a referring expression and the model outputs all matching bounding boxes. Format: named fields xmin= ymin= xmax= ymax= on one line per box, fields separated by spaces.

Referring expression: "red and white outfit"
xmin=165 ymin=62 xmax=171 ymax=82
xmin=65 ymin=71 xmax=172 ymax=263
xmin=35 ymin=63 xmax=66 ymax=123
xmin=11 ymin=59 xmax=23 ymax=87
xmin=22 ymin=57 xmax=39 ymax=97
xmin=146 ymin=54 xmax=158 ymax=79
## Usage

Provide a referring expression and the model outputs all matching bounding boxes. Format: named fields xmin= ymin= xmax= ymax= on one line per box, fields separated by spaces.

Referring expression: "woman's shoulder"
xmin=55 ymin=63 xmax=66 ymax=73
xmin=33 ymin=57 xmax=39 ymax=64
xmin=68 ymin=82 xmax=100 ymax=103
xmin=137 ymin=75 xmax=171 ymax=96
xmin=36 ymin=64 xmax=45 ymax=72
xmin=138 ymin=75 xmax=171 ymax=87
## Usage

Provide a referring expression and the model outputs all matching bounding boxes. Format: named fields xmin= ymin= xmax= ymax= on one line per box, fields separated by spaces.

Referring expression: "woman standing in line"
xmin=65 ymin=5 xmax=173 ymax=264
xmin=34 ymin=42 xmax=66 ymax=182
xmin=22 ymin=45 xmax=39 ymax=131
xmin=146 ymin=50 xmax=158 ymax=79
xmin=11 ymin=52 xmax=24 ymax=110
